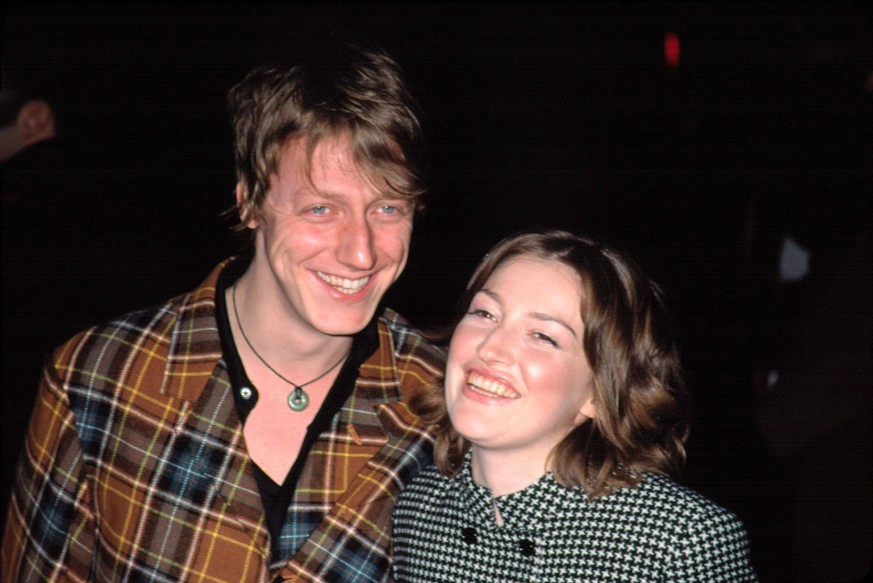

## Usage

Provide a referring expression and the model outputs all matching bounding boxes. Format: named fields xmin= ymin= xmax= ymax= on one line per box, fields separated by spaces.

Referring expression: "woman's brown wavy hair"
xmin=413 ymin=229 xmax=691 ymax=498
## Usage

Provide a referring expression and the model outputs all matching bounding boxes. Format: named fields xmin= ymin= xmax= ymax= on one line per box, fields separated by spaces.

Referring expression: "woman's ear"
xmin=574 ymin=398 xmax=597 ymax=425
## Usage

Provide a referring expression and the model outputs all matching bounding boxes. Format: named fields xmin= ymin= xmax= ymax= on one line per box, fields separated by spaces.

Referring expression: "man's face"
xmin=243 ymin=134 xmax=414 ymax=339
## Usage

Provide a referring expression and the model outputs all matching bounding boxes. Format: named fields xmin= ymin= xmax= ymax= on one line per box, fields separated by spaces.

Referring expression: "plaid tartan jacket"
xmin=2 ymin=260 xmax=445 ymax=582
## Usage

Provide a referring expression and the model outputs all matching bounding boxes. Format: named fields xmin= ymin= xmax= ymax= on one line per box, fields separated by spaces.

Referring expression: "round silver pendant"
xmin=288 ymin=388 xmax=309 ymax=412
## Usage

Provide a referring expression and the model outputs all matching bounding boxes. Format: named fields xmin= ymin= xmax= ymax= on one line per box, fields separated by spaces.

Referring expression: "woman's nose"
xmin=476 ymin=325 xmax=513 ymax=365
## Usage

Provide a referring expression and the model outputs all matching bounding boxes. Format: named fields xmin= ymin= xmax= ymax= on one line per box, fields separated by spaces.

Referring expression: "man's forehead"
xmin=281 ymin=133 xmax=355 ymax=173
xmin=279 ymin=134 xmax=403 ymax=199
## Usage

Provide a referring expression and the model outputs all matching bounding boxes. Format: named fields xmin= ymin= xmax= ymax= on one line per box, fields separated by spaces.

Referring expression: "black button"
xmin=462 ymin=527 xmax=477 ymax=545
xmin=519 ymin=539 xmax=536 ymax=556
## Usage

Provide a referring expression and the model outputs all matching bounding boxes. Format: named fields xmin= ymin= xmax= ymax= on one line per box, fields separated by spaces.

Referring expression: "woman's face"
xmin=445 ymin=254 xmax=597 ymax=466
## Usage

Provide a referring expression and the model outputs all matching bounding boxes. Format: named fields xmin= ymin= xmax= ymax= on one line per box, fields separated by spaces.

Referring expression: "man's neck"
xmin=229 ymin=270 xmax=353 ymax=374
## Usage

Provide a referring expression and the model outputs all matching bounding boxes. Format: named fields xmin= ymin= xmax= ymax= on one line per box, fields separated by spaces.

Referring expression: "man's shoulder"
xmin=379 ymin=308 xmax=446 ymax=362
xmin=377 ymin=308 xmax=446 ymax=400
xmin=55 ymin=292 xmax=190 ymax=370
xmin=52 ymin=263 xmax=227 ymax=389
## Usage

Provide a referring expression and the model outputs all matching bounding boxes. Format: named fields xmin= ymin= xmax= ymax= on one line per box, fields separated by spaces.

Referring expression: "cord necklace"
xmin=232 ymin=283 xmax=349 ymax=412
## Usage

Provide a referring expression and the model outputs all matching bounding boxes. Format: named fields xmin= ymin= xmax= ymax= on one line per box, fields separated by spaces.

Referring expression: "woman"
xmin=392 ymin=229 xmax=757 ymax=582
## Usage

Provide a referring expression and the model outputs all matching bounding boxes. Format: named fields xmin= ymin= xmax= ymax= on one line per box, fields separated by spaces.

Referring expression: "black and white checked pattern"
xmin=392 ymin=456 xmax=757 ymax=582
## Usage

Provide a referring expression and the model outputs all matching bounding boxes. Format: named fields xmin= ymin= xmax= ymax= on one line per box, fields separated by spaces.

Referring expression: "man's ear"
xmin=17 ymin=99 xmax=55 ymax=144
xmin=235 ymin=182 xmax=258 ymax=229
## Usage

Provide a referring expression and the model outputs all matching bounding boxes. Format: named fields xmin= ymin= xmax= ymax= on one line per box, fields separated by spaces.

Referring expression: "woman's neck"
xmin=470 ymin=448 xmax=548 ymax=498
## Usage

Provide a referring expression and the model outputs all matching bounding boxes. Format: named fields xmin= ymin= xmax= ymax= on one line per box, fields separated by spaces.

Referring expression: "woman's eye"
xmin=468 ymin=308 xmax=495 ymax=321
xmin=532 ymin=332 xmax=559 ymax=347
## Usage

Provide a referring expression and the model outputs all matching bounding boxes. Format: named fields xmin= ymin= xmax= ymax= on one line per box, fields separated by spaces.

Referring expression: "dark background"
xmin=3 ymin=4 xmax=871 ymax=581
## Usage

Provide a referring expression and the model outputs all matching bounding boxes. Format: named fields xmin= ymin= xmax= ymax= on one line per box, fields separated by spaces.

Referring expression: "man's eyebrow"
xmin=373 ymin=193 xmax=414 ymax=204
xmin=306 ymin=188 xmax=410 ymax=203
xmin=304 ymin=188 xmax=342 ymax=200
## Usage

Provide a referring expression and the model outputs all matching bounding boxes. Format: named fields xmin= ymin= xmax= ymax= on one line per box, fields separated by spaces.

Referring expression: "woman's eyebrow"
xmin=479 ymin=288 xmax=578 ymax=338
xmin=529 ymin=311 xmax=578 ymax=338
xmin=478 ymin=288 xmax=500 ymax=303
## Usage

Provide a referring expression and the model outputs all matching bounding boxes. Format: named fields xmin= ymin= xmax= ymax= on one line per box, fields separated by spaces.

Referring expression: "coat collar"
xmin=455 ymin=451 xmax=591 ymax=531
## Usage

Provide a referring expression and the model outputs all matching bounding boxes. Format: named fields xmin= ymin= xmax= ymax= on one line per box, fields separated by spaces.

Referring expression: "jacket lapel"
xmin=147 ymin=261 xmax=272 ymax=563
xmin=279 ymin=321 xmax=434 ymax=578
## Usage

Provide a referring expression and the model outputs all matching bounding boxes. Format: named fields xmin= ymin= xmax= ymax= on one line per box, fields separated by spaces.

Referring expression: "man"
xmin=2 ymin=43 xmax=445 ymax=582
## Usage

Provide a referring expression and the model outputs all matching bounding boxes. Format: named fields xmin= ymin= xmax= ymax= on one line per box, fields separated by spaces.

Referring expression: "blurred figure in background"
xmin=751 ymin=213 xmax=871 ymax=582
xmin=0 ymin=86 xmax=57 ymax=163
xmin=1 ymin=82 xmax=96 ymax=530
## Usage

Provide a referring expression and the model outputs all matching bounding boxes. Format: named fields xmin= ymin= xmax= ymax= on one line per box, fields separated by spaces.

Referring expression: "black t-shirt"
xmin=215 ymin=257 xmax=379 ymax=560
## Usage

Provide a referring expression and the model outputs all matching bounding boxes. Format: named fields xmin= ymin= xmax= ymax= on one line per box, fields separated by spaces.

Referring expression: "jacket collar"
xmin=157 ymin=258 xmax=408 ymax=414
xmin=160 ymin=259 xmax=232 ymax=401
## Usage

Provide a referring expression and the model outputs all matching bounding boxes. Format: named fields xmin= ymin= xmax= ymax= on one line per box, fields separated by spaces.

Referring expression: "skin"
xmin=445 ymin=254 xmax=597 ymax=497
xmin=229 ymin=133 xmax=414 ymax=482
xmin=0 ymin=99 xmax=56 ymax=162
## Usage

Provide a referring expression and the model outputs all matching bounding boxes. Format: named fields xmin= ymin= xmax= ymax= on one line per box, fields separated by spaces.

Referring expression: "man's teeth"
xmin=318 ymin=272 xmax=369 ymax=294
xmin=467 ymin=371 xmax=520 ymax=399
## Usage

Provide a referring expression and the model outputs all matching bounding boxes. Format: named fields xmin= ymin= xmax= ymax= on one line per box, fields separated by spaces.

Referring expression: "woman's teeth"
xmin=466 ymin=371 xmax=520 ymax=399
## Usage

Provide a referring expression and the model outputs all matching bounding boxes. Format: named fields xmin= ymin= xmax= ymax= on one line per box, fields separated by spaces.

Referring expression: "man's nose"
xmin=337 ymin=214 xmax=376 ymax=270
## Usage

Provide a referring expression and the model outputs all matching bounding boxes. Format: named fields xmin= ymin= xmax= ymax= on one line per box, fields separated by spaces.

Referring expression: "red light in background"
xmin=664 ymin=32 xmax=680 ymax=69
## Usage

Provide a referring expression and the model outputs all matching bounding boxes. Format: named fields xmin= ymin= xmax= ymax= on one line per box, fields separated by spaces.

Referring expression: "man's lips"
xmin=317 ymin=271 xmax=370 ymax=294
xmin=466 ymin=370 xmax=520 ymax=399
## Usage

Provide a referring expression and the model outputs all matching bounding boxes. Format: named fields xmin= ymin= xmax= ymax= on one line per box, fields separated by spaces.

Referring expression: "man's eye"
xmin=376 ymin=201 xmax=411 ymax=216
xmin=308 ymin=206 xmax=329 ymax=215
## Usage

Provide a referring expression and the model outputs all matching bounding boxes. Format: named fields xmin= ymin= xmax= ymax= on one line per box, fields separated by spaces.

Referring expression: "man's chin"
xmin=318 ymin=312 xmax=378 ymax=337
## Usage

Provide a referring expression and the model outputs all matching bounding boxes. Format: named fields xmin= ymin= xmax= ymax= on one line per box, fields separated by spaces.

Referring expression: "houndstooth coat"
xmin=392 ymin=454 xmax=757 ymax=582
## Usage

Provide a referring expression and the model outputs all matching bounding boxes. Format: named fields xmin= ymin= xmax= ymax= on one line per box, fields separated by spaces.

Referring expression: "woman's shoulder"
xmin=399 ymin=464 xmax=452 ymax=498
xmin=639 ymin=474 xmax=740 ymax=517
xmin=394 ymin=464 xmax=458 ymax=524
xmin=592 ymin=472 xmax=748 ymax=537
